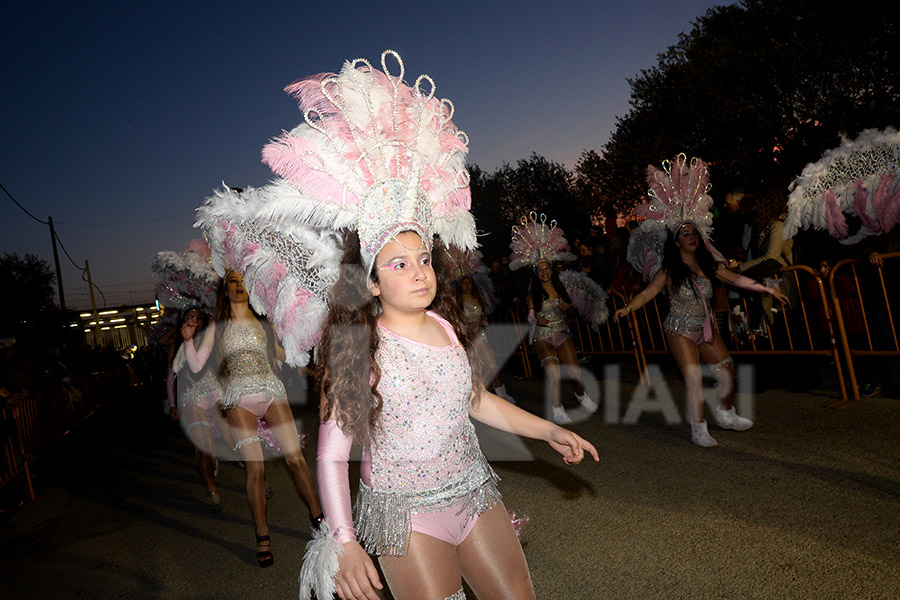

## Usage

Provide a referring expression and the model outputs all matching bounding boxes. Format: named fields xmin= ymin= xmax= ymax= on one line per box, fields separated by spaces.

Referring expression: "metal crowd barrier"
xmin=0 ymin=372 xmax=120 ymax=502
xmin=827 ymin=252 xmax=900 ymax=405
xmin=616 ymin=265 xmax=851 ymax=402
xmin=496 ymin=289 xmax=646 ymax=383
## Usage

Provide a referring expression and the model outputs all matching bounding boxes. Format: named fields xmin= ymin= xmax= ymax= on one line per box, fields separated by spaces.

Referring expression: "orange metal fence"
xmin=1 ymin=372 xmax=120 ymax=501
xmin=620 ymin=265 xmax=851 ymax=402
xmin=827 ymin=252 xmax=900 ymax=404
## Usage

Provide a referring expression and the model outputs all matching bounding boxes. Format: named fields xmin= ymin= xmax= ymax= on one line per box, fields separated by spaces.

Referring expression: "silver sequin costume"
xmin=353 ymin=312 xmax=501 ymax=557
xmin=461 ymin=300 xmax=483 ymax=325
xmin=533 ymin=297 xmax=569 ymax=344
xmin=220 ymin=322 xmax=286 ymax=410
xmin=181 ymin=369 xmax=223 ymax=409
xmin=663 ymin=278 xmax=713 ymax=341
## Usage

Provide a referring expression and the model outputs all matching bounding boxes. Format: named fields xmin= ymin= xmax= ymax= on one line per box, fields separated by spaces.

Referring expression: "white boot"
xmin=552 ymin=405 xmax=572 ymax=425
xmin=690 ymin=420 xmax=718 ymax=447
xmin=715 ymin=405 xmax=753 ymax=431
xmin=574 ymin=390 xmax=598 ymax=414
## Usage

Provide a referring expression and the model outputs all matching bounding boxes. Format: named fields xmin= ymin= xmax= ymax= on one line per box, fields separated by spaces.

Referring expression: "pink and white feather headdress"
xmin=258 ymin=49 xmax=476 ymax=270
xmin=639 ymin=153 xmax=715 ymax=236
xmin=508 ymin=212 xmax=576 ymax=270
xmin=151 ymin=240 xmax=220 ymax=313
xmin=785 ymin=127 xmax=900 ymax=244
xmin=195 ymin=50 xmax=477 ymax=366
xmin=627 ymin=154 xmax=724 ymax=282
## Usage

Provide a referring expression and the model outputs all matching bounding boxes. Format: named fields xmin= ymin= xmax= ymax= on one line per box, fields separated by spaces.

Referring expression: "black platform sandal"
xmin=256 ymin=534 xmax=274 ymax=568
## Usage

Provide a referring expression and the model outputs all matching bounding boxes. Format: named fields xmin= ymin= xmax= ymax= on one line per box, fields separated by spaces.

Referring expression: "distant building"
xmin=70 ymin=302 xmax=163 ymax=348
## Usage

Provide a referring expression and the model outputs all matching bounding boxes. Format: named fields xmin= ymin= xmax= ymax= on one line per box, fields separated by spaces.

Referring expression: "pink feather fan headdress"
xmin=627 ymin=154 xmax=724 ymax=282
xmin=639 ymin=153 xmax=715 ymax=236
xmin=195 ymin=50 xmax=478 ymax=366
xmin=508 ymin=212 xmax=576 ymax=270
xmin=258 ymin=49 xmax=476 ymax=269
xmin=785 ymin=127 xmax=900 ymax=244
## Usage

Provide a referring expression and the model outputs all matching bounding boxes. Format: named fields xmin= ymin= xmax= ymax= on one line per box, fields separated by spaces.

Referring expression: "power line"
xmin=53 ymin=230 xmax=86 ymax=272
xmin=0 ymin=182 xmax=49 ymax=225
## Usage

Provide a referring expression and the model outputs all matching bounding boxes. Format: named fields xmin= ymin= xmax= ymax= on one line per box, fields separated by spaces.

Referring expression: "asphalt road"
xmin=2 ymin=359 xmax=899 ymax=599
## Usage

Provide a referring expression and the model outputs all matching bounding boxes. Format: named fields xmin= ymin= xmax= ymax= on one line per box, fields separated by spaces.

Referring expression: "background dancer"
xmin=182 ymin=270 xmax=322 ymax=567
xmin=619 ymin=154 xmax=788 ymax=447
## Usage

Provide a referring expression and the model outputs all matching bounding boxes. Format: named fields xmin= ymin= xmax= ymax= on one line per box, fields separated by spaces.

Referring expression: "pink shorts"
xmin=236 ymin=393 xmax=279 ymax=420
xmin=409 ymin=500 xmax=480 ymax=546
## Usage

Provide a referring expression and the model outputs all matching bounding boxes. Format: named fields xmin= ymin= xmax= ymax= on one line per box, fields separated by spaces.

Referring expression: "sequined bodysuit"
xmin=663 ymin=277 xmax=713 ymax=344
xmin=534 ymin=297 xmax=569 ymax=345
xmin=353 ymin=311 xmax=501 ymax=556
xmin=461 ymin=299 xmax=483 ymax=325
xmin=220 ymin=321 xmax=286 ymax=411
xmin=182 ymin=369 xmax=223 ymax=411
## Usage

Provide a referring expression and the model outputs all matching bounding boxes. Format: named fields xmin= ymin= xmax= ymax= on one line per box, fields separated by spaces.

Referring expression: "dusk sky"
xmin=2 ymin=0 xmax=724 ymax=310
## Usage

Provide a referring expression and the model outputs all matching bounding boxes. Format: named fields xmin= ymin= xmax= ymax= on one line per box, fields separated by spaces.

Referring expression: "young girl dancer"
xmin=182 ymin=271 xmax=323 ymax=566
xmin=619 ymin=155 xmax=789 ymax=447
xmin=311 ymin=230 xmax=597 ymax=600
xmin=192 ymin=50 xmax=596 ymax=597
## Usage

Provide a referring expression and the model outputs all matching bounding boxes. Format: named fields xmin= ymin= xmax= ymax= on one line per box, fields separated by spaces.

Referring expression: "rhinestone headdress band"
xmin=151 ymin=240 xmax=220 ymax=313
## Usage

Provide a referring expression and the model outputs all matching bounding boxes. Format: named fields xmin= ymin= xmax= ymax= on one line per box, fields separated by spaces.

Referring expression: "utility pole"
xmin=86 ymin=259 xmax=102 ymax=347
xmin=48 ymin=216 xmax=66 ymax=310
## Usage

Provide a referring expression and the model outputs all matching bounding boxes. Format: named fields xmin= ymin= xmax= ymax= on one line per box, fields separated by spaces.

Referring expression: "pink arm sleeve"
xmin=183 ymin=342 xmax=211 ymax=373
xmin=317 ymin=421 xmax=357 ymax=544
xmin=732 ymin=275 xmax=775 ymax=295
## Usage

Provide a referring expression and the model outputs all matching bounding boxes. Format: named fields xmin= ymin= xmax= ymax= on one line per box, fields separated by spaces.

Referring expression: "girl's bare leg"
xmin=379 ymin=533 xmax=463 ymax=600
xmin=262 ymin=400 xmax=322 ymax=517
xmin=556 ymin=338 xmax=586 ymax=395
xmin=458 ymin=503 xmax=535 ymax=600
xmin=182 ymin=404 xmax=216 ymax=494
xmin=534 ymin=341 xmax=561 ymax=408
xmin=698 ymin=332 xmax=735 ymax=409
xmin=227 ymin=406 xmax=268 ymax=534
xmin=666 ymin=334 xmax=705 ymax=423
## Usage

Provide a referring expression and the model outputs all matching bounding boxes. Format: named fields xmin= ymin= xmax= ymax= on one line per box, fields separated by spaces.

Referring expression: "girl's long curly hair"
xmin=661 ymin=224 xmax=719 ymax=294
xmin=317 ymin=232 xmax=488 ymax=445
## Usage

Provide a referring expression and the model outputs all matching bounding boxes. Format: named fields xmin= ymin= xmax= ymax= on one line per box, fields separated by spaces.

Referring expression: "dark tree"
xmin=0 ymin=252 xmax=57 ymax=337
xmin=470 ymin=153 xmax=590 ymax=260
xmin=581 ymin=0 xmax=900 ymax=212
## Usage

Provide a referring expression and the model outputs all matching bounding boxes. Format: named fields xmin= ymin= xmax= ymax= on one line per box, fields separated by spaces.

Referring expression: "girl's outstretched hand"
xmin=335 ymin=542 xmax=383 ymax=600
xmin=547 ymin=426 xmax=599 ymax=465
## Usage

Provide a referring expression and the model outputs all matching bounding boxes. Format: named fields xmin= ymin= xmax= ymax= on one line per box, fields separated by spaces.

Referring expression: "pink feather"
xmin=824 ymin=191 xmax=848 ymax=237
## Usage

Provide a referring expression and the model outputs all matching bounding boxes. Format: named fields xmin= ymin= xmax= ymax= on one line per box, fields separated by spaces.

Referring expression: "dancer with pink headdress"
xmin=180 ymin=268 xmax=323 ymax=567
xmin=195 ymin=49 xmax=598 ymax=600
xmin=152 ymin=242 xmax=233 ymax=511
xmin=617 ymin=154 xmax=789 ymax=447
xmin=509 ymin=212 xmax=609 ymax=424
xmin=446 ymin=245 xmax=515 ymax=404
